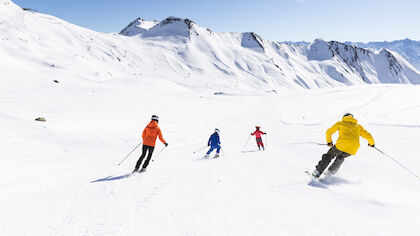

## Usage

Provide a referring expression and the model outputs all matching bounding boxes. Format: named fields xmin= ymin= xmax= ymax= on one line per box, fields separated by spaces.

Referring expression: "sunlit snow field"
xmin=1 ymin=80 xmax=420 ymax=235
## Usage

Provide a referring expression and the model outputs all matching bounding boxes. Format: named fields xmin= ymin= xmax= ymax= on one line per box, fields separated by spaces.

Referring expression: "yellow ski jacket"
xmin=326 ymin=115 xmax=374 ymax=155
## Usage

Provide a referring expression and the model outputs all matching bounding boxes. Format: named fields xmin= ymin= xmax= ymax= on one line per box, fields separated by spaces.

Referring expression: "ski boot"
xmin=311 ymin=170 xmax=321 ymax=178
xmin=139 ymin=168 xmax=147 ymax=172
xmin=204 ymin=154 xmax=210 ymax=158
xmin=214 ymin=153 xmax=220 ymax=158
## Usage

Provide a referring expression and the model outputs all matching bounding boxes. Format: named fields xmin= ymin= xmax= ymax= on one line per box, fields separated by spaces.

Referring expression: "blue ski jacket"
xmin=208 ymin=133 xmax=221 ymax=147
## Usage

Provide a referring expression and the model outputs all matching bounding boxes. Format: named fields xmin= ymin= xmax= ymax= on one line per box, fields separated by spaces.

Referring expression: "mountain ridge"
xmin=1 ymin=1 xmax=420 ymax=91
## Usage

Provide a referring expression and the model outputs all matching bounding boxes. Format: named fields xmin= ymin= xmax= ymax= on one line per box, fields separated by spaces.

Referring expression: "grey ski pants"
xmin=316 ymin=145 xmax=351 ymax=175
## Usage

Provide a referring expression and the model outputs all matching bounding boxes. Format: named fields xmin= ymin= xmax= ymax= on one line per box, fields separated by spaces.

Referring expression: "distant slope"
xmin=1 ymin=0 xmax=420 ymax=91
xmin=353 ymin=39 xmax=420 ymax=71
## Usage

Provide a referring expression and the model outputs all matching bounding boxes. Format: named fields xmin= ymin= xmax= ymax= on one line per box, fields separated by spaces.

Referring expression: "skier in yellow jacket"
xmin=311 ymin=113 xmax=375 ymax=178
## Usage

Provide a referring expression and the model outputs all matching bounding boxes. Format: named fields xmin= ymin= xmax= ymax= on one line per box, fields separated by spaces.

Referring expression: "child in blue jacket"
xmin=205 ymin=128 xmax=221 ymax=158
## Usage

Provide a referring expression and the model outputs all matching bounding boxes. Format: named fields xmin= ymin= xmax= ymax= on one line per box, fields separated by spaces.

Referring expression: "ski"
xmin=304 ymin=170 xmax=328 ymax=188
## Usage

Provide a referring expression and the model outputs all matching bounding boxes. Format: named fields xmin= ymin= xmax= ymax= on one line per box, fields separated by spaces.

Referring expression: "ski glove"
xmin=165 ymin=143 xmax=168 ymax=147
xmin=327 ymin=142 xmax=333 ymax=147
xmin=368 ymin=144 xmax=375 ymax=148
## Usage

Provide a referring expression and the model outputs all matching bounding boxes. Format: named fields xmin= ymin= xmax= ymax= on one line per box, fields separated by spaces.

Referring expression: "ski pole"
xmin=152 ymin=146 xmax=167 ymax=161
xmin=243 ymin=135 xmax=251 ymax=149
xmin=118 ymin=142 xmax=142 ymax=166
xmin=193 ymin=146 xmax=208 ymax=154
xmin=374 ymin=147 xmax=419 ymax=179
xmin=221 ymin=147 xmax=225 ymax=156
xmin=290 ymin=142 xmax=328 ymax=146
xmin=264 ymin=134 xmax=267 ymax=149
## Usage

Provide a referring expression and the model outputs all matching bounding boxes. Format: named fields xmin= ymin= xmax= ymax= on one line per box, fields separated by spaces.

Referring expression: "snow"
xmin=354 ymin=39 xmax=420 ymax=71
xmin=119 ymin=18 xmax=159 ymax=36
xmin=2 ymin=82 xmax=420 ymax=236
xmin=1 ymin=1 xmax=420 ymax=235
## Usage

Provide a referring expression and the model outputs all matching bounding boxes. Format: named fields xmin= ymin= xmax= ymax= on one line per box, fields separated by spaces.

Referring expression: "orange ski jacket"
xmin=142 ymin=120 xmax=166 ymax=147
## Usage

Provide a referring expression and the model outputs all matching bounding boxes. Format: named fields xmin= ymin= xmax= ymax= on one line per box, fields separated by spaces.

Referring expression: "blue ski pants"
xmin=207 ymin=144 xmax=221 ymax=154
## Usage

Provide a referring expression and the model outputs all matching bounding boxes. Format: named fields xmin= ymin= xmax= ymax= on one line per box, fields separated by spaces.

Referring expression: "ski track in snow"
xmin=1 ymin=83 xmax=420 ymax=235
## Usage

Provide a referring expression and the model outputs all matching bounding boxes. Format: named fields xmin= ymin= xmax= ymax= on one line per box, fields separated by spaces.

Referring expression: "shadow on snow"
xmin=307 ymin=176 xmax=361 ymax=188
xmin=241 ymin=150 xmax=259 ymax=153
xmin=91 ymin=173 xmax=132 ymax=183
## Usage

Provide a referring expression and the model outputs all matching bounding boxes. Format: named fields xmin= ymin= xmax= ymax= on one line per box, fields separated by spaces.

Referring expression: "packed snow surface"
xmin=1 ymin=79 xmax=420 ymax=236
xmin=1 ymin=1 xmax=420 ymax=235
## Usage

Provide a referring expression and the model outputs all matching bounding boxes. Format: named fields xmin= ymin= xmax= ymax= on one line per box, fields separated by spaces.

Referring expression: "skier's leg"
xmin=214 ymin=145 xmax=221 ymax=158
xmin=327 ymin=151 xmax=351 ymax=175
xmin=134 ymin=145 xmax=148 ymax=171
xmin=315 ymin=146 xmax=339 ymax=174
xmin=141 ymin=146 xmax=155 ymax=170
xmin=256 ymin=138 xmax=261 ymax=150
xmin=207 ymin=146 xmax=215 ymax=155
xmin=260 ymin=141 xmax=265 ymax=150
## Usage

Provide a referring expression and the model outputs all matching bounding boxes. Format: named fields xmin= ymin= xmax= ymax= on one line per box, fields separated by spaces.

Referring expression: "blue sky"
xmin=12 ymin=0 xmax=420 ymax=42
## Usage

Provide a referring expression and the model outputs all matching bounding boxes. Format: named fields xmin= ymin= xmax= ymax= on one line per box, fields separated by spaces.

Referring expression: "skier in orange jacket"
xmin=134 ymin=115 xmax=168 ymax=172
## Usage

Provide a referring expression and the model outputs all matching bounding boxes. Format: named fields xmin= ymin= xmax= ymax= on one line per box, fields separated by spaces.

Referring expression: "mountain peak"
xmin=119 ymin=17 xmax=159 ymax=36
xmin=120 ymin=16 xmax=197 ymax=38
xmin=139 ymin=16 xmax=197 ymax=39
xmin=160 ymin=16 xmax=195 ymax=29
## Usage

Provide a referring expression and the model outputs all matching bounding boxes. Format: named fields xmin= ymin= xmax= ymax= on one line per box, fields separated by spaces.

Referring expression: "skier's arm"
xmin=326 ymin=122 xmax=339 ymax=144
xmin=251 ymin=131 xmax=255 ymax=136
xmin=208 ymin=135 xmax=212 ymax=146
xmin=142 ymin=128 xmax=146 ymax=140
xmin=157 ymin=128 xmax=166 ymax=144
xmin=359 ymin=125 xmax=374 ymax=146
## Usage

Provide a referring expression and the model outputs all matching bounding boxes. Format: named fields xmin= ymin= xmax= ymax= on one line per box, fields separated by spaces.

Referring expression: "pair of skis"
xmin=304 ymin=170 xmax=330 ymax=188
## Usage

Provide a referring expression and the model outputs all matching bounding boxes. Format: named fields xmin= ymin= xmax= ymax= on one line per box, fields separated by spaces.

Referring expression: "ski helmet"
xmin=215 ymin=128 xmax=220 ymax=134
xmin=151 ymin=115 xmax=159 ymax=122
xmin=255 ymin=126 xmax=261 ymax=129
xmin=343 ymin=113 xmax=353 ymax=118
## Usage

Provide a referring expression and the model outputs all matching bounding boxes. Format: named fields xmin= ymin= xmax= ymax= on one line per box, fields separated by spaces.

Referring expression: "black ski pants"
xmin=135 ymin=145 xmax=155 ymax=170
xmin=316 ymin=145 xmax=351 ymax=175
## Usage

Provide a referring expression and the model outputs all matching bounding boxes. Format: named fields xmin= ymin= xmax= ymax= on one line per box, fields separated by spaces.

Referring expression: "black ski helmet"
xmin=215 ymin=128 xmax=220 ymax=134
xmin=151 ymin=115 xmax=159 ymax=122
xmin=343 ymin=113 xmax=353 ymax=118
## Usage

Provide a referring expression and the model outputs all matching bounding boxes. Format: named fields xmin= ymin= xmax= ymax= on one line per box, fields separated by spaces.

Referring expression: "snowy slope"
xmin=2 ymin=1 xmax=420 ymax=235
xmin=1 ymin=80 xmax=420 ymax=235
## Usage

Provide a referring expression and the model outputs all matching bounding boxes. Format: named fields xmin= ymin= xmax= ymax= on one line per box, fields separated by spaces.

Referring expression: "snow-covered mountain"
xmin=1 ymin=0 xmax=419 ymax=92
xmin=351 ymin=38 xmax=420 ymax=72
xmin=119 ymin=17 xmax=159 ymax=36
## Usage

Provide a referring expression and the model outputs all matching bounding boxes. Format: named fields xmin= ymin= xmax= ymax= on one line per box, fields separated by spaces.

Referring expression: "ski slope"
xmin=1 ymin=80 xmax=420 ymax=236
xmin=1 ymin=0 xmax=420 ymax=235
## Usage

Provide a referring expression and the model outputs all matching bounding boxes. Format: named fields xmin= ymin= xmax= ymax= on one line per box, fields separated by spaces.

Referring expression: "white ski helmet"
xmin=151 ymin=115 xmax=159 ymax=122
xmin=215 ymin=128 xmax=220 ymax=134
